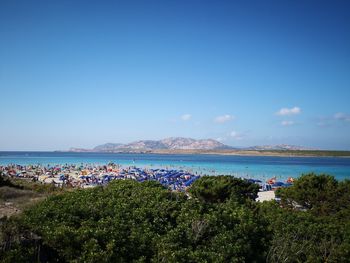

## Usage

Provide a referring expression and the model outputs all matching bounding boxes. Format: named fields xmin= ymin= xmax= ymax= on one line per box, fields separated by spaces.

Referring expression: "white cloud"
xmin=230 ymin=131 xmax=244 ymax=140
xmin=334 ymin=112 xmax=350 ymax=122
xmin=214 ymin=114 xmax=235 ymax=123
xmin=281 ymin=120 xmax=295 ymax=126
xmin=181 ymin=114 xmax=192 ymax=121
xmin=276 ymin=107 xmax=301 ymax=116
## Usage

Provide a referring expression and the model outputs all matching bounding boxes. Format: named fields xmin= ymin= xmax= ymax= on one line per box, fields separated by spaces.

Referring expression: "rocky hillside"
xmin=122 ymin=140 xmax=168 ymax=150
xmin=160 ymin=137 xmax=229 ymax=150
xmin=70 ymin=137 xmax=233 ymax=152
xmin=93 ymin=143 xmax=124 ymax=151
xmin=246 ymin=144 xmax=315 ymax=151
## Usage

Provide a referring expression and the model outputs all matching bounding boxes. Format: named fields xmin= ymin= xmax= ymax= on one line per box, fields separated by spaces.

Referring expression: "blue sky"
xmin=1 ymin=0 xmax=350 ymax=150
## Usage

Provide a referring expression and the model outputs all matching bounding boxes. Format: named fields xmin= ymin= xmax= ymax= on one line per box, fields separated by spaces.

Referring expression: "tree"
xmin=260 ymin=203 xmax=350 ymax=263
xmin=188 ymin=175 xmax=259 ymax=204
xmin=156 ymin=198 xmax=269 ymax=262
xmin=2 ymin=174 xmax=349 ymax=262
xmin=261 ymin=173 xmax=350 ymax=263
xmin=276 ymin=173 xmax=350 ymax=217
xmin=1 ymin=179 xmax=268 ymax=262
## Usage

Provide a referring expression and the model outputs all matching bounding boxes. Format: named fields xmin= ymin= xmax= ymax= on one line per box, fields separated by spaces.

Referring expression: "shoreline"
xmin=1 ymin=152 xmax=349 ymax=182
xmin=53 ymin=150 xmax=350 ymax=158
xmin=152 ymin=150 xmax=350 ymax=158
xmin=0 ymin=163 xmax=202 ymax=191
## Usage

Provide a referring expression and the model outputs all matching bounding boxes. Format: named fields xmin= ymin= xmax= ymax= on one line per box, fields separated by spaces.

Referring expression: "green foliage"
xmin=263 ymin=173 xmax=350 ymax=262
xmin=156 ymin=198 xmax=268 ymax=262
xmin=20 ymin=180 xmax=185 ymax=262
xmin=188 ymin=176 xmax=259 ymax=203
xmin=0 ymin=173 xmax=64 ymax=195
xmin=0 ymin=217 xmax=61 ymax=263
xmin=1 ymin=179 xmax=267 ymax=262
xmin=9 ymin=177 xmax=64 ymax=194
xmin=276 ymin=173 xmax=350 ymax=217
xmin=259 ymin=201 xmax=350 ymax=263
xmin=0 ymin=186 xmax=37 ymax=201
xmin=1 ymin=173 xmax=350 ymax=262
xmin=0 ymin=173 xmax=18 ymax=188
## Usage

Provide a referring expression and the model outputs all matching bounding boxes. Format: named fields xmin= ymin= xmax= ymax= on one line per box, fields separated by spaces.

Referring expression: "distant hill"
xmin=245 ymin=144 xmax=316 ymax=151
xmin=122 ymin=140 xmax=168 ymax=150
xmin=68 ymin=139 xmax=317 ymax=153
xmin=68 ymin=148 xmax=93 ymax=152
xmin=160 ymin=137 xmax=231 ymax=150
xmin=93 ymin=143 xmax=124 ymax=152
xmin=69 ymin=137 xmax=233 ymax=152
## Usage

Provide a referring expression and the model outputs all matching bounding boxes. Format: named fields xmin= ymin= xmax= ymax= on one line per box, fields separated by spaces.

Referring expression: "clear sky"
xmin=1 ymin=0 xmax=350 ymax=151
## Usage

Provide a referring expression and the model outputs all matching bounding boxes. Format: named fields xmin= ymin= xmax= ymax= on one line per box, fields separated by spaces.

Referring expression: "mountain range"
xmin=68 ymin=137 xmax=313 ymax=152
xmin=246 ymin=144 xmax=315 ymax=151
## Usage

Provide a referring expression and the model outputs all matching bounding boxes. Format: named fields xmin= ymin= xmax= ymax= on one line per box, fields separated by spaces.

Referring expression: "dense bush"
xmin=0 ymin=173 xmax=18 ymax=188
xmin=188 ymin=175 xmax=259 ymax=203
xmin=265 ymin=174 xmax=350 ymax=262
xmin=1 ymin=178 xmax=266 ymax=262
xmin=259 ymin=201 xmax=350 ymax=263
xmin=0 ymin=174 xmax=349 ymax=262
xmin=276 ymin=173 xmax=350 ymax=218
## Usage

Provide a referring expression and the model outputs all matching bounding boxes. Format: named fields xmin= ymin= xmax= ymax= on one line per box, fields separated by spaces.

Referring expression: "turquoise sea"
xmin=1 ymin=152 xmax=350 ymax=181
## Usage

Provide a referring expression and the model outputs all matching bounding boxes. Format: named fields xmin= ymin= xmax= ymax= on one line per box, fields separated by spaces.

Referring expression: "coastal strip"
xmin=1 ymin=163 xmax=201 ymax=191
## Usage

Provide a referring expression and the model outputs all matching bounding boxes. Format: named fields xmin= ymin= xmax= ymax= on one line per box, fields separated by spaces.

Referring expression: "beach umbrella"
xmin=272 ymin=182 xmax=285 ymax=187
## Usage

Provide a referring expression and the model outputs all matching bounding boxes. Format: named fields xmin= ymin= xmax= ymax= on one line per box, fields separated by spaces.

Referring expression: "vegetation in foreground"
xmin=0 ymin=174 xmax=349 ymax=262
xmin=0 ymin=174 xmax=65 ymax=219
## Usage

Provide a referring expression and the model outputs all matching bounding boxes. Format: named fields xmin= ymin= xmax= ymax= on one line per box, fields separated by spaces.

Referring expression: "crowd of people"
xmin=0 ymin=163 xmax=201 ymax=191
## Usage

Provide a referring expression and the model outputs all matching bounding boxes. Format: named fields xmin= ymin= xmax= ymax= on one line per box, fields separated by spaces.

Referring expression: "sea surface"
xmin=1 ymin=151 xmax=350 ymax=181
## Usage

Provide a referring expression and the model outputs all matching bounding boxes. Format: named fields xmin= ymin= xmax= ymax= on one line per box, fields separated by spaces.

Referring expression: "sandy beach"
xmin=256 ymin=191 xmax=275 ymax=202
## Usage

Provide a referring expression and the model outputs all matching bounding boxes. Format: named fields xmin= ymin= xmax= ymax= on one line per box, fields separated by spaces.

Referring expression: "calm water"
xmin=1 ymin=151 xmax=350 ymax=181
